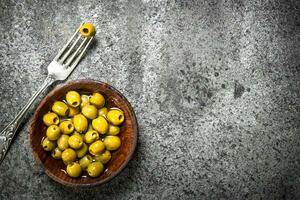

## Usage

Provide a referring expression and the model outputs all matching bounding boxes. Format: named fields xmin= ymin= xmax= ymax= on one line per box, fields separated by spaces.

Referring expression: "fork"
xmin=0 ymin=23 xmax=95 ymax=164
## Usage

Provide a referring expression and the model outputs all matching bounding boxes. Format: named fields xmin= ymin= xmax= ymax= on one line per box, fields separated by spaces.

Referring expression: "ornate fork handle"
xmin=0 ymin=75 xmax=55 ymax=163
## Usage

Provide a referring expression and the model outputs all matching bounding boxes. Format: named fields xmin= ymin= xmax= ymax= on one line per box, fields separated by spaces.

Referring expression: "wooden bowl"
xmin=30 ymin=79 xmax=138 ymax=187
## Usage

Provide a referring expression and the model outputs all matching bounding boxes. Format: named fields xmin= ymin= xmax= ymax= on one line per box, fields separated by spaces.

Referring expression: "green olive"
xmin=90 ymin=92 xmax=105 ymax=108
xmin=68 ymin=106 xmax=80 ymax=117
xmin=84 ymin=130 xmax=99 ymax=144
xmin=62 ymin=148 xmax=77 ymax=164
xmin=76 ymin=143 xmax=88 ymax=158
xmin=87 ymin=161 xmax=104 ymax=177
xmin=107 ymin=125 xmax=120 ymax=136
xmin=107 ymin=109 xmax=124 ymax=125
xmin=79 ymin=155 xmax=93 ymax=171
xmin=66 ymin=162 xmax=82 ymax=178
xmin=57 ymin=135 xmax=69 ymax=151
xmin=46 ymin=125 xmax=61 ymax=140
xmin=52 ymin=101 xmax=69 ymax=116
xmin=80 ymin=95 xmax=90 ymax=108
xmin=89 ymin=140 xmax=105 ymax=156
xmin=94 ymin=150 xmax=111 ymax=164
xmin=73 ymin=114 xmax=88 ymax=133
xmin=82 ymin=104 xmax=98 ymax=119
xmin=98 ymin=107 xmax=108 ymax=118
xmin=43 ymin=112 xmax=59 ymax=126
xmin=59 ymin=120 xmax=74 ymax=135
xmin=51 ymin=147 xmax=62 ymax=159
xmin=73 ymin=131 xmax=85 ymax=142
xmin=42 ymin=137 xmax=56 ymax=151
xmin=66 ymin=91 xmax=81 ymax=107
xmin=92 ymin=116 xmax=108 ymax=134
xmin=68 ymin=135 xmax=83 ymax=149
xmin=103 ymin=136 xmax=121 ymax=151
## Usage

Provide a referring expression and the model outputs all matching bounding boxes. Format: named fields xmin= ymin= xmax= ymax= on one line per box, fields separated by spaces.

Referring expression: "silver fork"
xmin=0 ymin=23 xmax=94 ymax=164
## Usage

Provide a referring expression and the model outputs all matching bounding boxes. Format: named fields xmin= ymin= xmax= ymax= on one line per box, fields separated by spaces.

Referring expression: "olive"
xmin=43 ymin=112 xmax=59 ymax=126
xmin=68 ymin=106 xmax=80 ymax=117
xmin=79 ymin=155 xmax=93 ymax=171
xmin=103 ymin=136 xmax=121 ymax=151
xmin=89 ymin=140 xmax=105 ymax=156
xmin=73 ymin=131 xmax=85 ymax=142
xmin=62 ymin=148 xmax=77 ymax=164
xmin=73 ymin=114 xmax=88 ymax=133
xmin=52 ymin=101 xmax=69 ymax=116
xmin=92 ymin=116 xmax=108 ymax=134
xmin=87 ymin=161 xmax=104 ymax=177
xmin=94 ymin=150 xmax=111 ymax=164
xmin=66 ymin=91 xmax=81 ymax=107
xmin=66 ymin=162 xmax=82 ymax=178
xmin=51 ymin=147 xmax=62 ymax=159
xmin=68 ymin=135 xmax=83 ymax=149
xmin=80 ymin=95 xmax=90 ymax=108
xmin=82 ymin=104 xmax=98 ymax=119
xmin=42 ymin=137 xmax=56 ymax=151
xmin=90 ymin=92 xmax=105 ymax=108
xmin=46 ymin=125 xmax=61 ymax=140
xmin=84 ymin=130 xmax=99 ymax=144
xmin=79 ymin=23 xmax=96 ymax=38
xmin=98 ymin=107 xmax=108 ymax=118
xmin=107 ymin=125 xmax=120 ymax=136
xmin=57 ymin=135 xmax=69 ymax=151
xmin=107 ymin=109 xmax=124 ymax=125
xmin=76 ymin=143 xmax=88 ymax=158
xmin=59 ymin=120 xmax=74 ymax=135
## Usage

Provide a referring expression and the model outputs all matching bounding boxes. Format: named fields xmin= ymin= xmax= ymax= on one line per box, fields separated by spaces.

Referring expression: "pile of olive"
xmin=41 ymin=91 xmax=124 ymax=178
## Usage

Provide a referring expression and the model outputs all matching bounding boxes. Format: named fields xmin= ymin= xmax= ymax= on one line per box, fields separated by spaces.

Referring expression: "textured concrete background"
xmin=0 ymin=0 xmax=300 ymax=199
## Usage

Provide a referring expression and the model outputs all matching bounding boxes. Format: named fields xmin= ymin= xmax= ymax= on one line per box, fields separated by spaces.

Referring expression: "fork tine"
xmin=65 ymin=37 xmax=88 ymax=67
xmin=59 ymin=35 xmax=81 ymax=64
xmin=54 ymin=24 xmax=82 ymax=61
xmin=67 ymin=37 xmax=94 ymax=72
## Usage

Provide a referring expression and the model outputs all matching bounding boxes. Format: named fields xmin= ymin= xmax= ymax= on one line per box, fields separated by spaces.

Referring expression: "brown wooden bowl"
xmin=30 ymin=79 xmax=138 ymax=187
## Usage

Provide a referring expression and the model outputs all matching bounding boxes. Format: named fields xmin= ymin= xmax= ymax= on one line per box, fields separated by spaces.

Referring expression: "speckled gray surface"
xmin=0 ymin=0 xmax=300 ymax=199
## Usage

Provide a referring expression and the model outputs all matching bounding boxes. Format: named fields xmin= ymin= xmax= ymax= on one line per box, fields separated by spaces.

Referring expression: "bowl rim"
xmin=29 ymin=79 xmax=138 ymax=187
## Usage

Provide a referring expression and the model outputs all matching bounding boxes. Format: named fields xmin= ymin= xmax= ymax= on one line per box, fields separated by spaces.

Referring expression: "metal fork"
xmin=0 ymin=23 xmax=94 ymax=164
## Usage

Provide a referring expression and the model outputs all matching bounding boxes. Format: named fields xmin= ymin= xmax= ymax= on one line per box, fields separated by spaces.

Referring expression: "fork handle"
xmin=0 ymin=75 xmax=55 ymax=164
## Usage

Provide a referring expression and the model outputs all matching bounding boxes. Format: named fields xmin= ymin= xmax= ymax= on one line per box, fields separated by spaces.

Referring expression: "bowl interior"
xmin=30 ymin=80 xmax=137 ymax=187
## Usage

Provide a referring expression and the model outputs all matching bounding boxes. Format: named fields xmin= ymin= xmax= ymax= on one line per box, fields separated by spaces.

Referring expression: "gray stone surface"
xmin=0 ymin=0 xmax=300 ymax=199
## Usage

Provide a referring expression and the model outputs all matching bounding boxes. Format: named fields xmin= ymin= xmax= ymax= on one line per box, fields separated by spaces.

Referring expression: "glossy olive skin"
xmin=43 ymin=112 xmax=59 ymax=126
xmin=104 ymin=136 xmax=121 ymax=151
xmin=79 ymin=155 xmax=93 ymax=171
xmin=68 ymin=135 xmax=83 ymax=149
xmin=98 ymin=107 xmax=108 ymax=118
xmin=52 ymin=101 xmax=69 ymax=116
xmin=82 ymin=104 xmax=98 ymax=120
xmin=59 ymin=120 xmax=74 ymax=135
xmin=107 ymin=125 xmax=120 ymax=136
xmin=79 ymin=23 xmax=96 ymax=38
xmin=42 ymin=137 xmax=56 ymax=151
xmin=89 ymin=140 xmax=105 ymax=156
xmin=51 ymin=147 xmax=62 ymax=159
xmin=73 ymin=114 xmax=88 ymax=133
xmin=90 ymin=92 xmax=105 ymax=108
xmin=94 ymin=150 xmax=111 ymax=164
xmin=46 ymin=125 xmax=61 ymax=141
xmin=62 ymin=148 xmax=77 ymax=164
xmin=73 ymin=131 xmax=85 ymax=142
xmin=76 ymin=143 xmax=88 ymax=158
xmin=84 ymin=130 xmax=99 ymax=144
xmin=80 ymin=95 xmax=90 ymax=108
xmin=57 ymin=135 xmax=69 ymax=151
xmin=68 ymin=106 xmax=80 ymax=117
xmin=66 ymin=91 xmax=81 ymax=107
xmin=107 ymin=109 xmax=124 ymax=125
xmin=87 ymin=161 xmax=104 ymax=177
xmin=66 ymin=162 xmax=82 ymax=178
xmin=92 ymin=116 xmax=108 ymax=134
